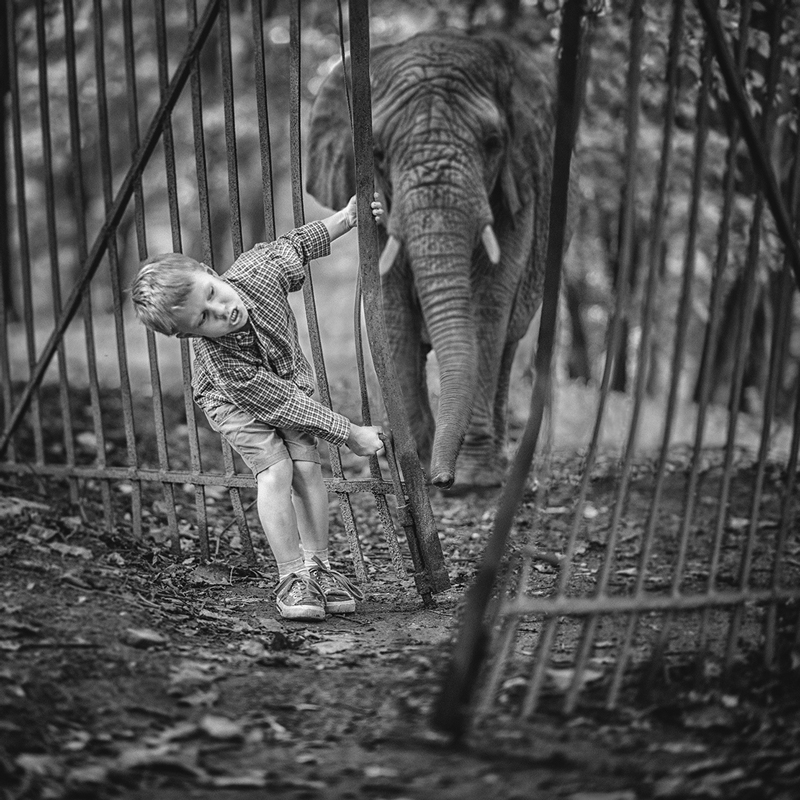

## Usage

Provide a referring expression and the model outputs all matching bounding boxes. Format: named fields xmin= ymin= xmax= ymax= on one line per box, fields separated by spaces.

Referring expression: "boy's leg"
xmin=257 ymin=461 xmax=325 ymax=620
xmin=291 ymin=459 xmax=330 ymax=558
xmin=204 ymin=404 xmax=324 ymax=620
xmin=256 ymin=459 xmax=303 ymax=569
xmin=291 ymin=458 xmax=363 ymax=614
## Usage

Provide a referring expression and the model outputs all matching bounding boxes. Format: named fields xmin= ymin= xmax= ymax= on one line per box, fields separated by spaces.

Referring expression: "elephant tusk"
xmin=378 ymin=234 xmax=402 ymax=275
xmin=481 ymin=224 xmax=501 ymax=264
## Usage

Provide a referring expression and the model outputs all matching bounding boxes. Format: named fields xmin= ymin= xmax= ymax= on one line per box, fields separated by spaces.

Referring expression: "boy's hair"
xmin=130 ymin=253 xmax=208 ymax=336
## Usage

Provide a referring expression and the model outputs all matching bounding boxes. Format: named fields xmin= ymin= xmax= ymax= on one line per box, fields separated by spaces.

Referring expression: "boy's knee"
xmin=291 ymin=459 xmax=323 ymax=491
xmin=256 ymin=458 xmax=293 ymax=491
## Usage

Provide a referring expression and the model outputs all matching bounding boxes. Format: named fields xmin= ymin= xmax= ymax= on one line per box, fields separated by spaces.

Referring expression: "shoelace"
xmin=275 ymin=572 xmax=323 ymax=601
xmin=309 ymin=556 xmax=364 ymax=600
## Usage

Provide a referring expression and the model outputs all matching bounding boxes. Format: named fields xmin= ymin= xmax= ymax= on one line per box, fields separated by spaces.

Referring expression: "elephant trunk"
xmin=403 ymin=206 xmax=480 ymax=489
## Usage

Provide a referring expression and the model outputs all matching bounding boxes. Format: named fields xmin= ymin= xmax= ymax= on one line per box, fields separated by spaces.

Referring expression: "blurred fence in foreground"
xmin=435 ymin=0 xmax=800 ymax=736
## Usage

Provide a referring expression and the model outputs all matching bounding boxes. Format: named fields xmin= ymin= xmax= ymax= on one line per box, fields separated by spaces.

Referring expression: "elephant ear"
xmin=306 ymin=58 xmax=356 ymax=210
xmin=496 ymin=38 xmax=555 ymax=221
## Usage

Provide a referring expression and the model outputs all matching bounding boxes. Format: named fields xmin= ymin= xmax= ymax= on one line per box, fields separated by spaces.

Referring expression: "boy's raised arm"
xmin=321 ymin=194 xmax=384 ymax=243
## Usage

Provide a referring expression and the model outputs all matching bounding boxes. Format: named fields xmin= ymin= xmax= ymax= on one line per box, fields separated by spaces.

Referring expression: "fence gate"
xmin=435 ymin=0 xmax=800 ymax=736
xmin=0 ymin=0 xmax=449 ymax=603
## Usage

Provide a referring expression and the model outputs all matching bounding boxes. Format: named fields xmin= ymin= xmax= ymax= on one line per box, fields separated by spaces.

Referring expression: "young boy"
xmin=130 ymin=195 xmax=385 ymax=621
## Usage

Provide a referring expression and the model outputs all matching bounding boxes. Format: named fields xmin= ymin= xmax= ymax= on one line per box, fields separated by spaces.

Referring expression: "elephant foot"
xmin=437 ymin=454 xmax=506 ymax=496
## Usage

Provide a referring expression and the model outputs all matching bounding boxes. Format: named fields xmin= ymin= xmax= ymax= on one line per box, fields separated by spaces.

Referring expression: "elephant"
xmin=307 ymin=28 xmax=571 ymax=491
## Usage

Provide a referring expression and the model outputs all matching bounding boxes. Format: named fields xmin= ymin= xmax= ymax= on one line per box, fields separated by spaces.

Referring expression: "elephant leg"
xmin=454 ymin=321 xmax=510 ymax=488
xmin=492 ymin=339 xmax=519 ymax=465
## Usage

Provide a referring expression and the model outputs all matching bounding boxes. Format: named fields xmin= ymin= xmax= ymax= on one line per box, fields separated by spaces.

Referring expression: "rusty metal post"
xmin=347 ymin=0 xmax=450 ymax=600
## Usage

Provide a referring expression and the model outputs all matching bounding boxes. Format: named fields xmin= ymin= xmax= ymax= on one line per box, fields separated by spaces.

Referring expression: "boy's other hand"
xmin=346 ymin=424 xmax=385 ymax=457
xmin=343 ymin=193 xmax=385 ymax=229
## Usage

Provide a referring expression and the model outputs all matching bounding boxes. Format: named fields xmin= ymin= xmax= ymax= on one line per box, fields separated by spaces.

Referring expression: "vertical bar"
xmin=764 ymin=86 xmax=800 ymax=666
xmin=250 ymin=0 xmax=276 ymax=241
xmin=63 ymin=0 xmax=113 ymax=524
xmin=8 ymin=0 xmax=45 ymax=465
xmin=564 ymin=0 xmax=646 ymax=714
xmin=349 ymin=0 xmax=450 ymax=598
xmin=186 ymin=0 xmax=213 ymax=562
xmin=121 ymin=0 xmax=146 ymax=539
xmin=34 ymin=0 xmax=79 ymax=502
xmin=0 ymin=1 xmax=15 ymax=462
xmin=697 ymin=0 xmax=764 ymax=662
xmin=217 ymin=0 xmax=255 ymax=563
xmin=92 ymin=0 xmax=142 ymax=537
xmin=433 ymin=0 xmax=585 ymax=733
xmin=606 ymin=0 xmax=686 ymax=709
xmin=722 ymin=0 xmax=785 ymax=671
xmin=149 ymin=0 xmax=183 ymax=556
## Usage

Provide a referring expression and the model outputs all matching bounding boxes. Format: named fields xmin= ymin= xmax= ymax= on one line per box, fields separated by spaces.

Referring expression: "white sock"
xmin=304 ymin=548 xmax=330 ymax=571
xmin=276 ymin=556 xmax=306 ymax=581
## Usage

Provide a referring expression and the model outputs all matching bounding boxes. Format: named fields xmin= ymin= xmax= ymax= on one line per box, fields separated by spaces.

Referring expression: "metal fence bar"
xmin=63 ymin=0 xmax=114 ymax=527
xmin=348 ymin=0 xmax=450 ymax=598
xmin=92 ymin=0 xmax=142 ymax=537
xmin=121 ymin=0 xmax=148 ymax=540
xmin=148 ymin=0 xmax=184 ymax=558
xmin=34 ymin=0 xmax=79 ymax=504
xmin=186 ymin=0 xmax=213 ymax=562
xmin=763 ymin=85 xmax=800 ymax=667
xmin=722 ymin=0 xmax=785 ymax=673
xmin=7 ymin=1 xmax=45 ymax=465
xmin=563 ymin=0 xmax=647 ymax=715
xmin=250 ymin=0 xmax=276 ymax=242
xmin=697 ymin=0 xmax=763 ymax=664
xmin=605 ymin=0 xmax=686 ymax=709
xmin=0 ymin=0 xmax=12 ymax=464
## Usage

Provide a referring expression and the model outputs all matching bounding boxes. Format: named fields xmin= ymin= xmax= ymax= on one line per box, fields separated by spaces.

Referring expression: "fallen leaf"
xmin=199 ymin=714 xmax=243 ymax=740
xmin=121 ymin=628 xmax=169 ymax=648
xmin=546 ymin=667 xmax=604 ymax=692
xmin=190 ymin=564 xmax=231 ymax=586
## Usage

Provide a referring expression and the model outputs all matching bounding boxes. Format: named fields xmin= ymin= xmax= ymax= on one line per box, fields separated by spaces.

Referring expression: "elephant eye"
xmin=484 ymin=133 xmax=503 ymax=154
xmin=373 ymin=146 xmax=385 ymax=164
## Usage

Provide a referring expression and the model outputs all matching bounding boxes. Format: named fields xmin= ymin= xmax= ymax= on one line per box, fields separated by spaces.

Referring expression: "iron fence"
xmin=0 ymin=0 xmax=449 ymax=603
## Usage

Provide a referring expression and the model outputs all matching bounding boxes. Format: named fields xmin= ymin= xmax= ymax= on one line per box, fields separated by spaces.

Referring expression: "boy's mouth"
xmin=230 ymin=308 xmax=239 ymax=325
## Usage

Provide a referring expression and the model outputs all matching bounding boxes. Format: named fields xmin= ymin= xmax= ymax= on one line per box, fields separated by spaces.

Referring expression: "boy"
xmin=130 ymin=195 xmax=385 ymax=621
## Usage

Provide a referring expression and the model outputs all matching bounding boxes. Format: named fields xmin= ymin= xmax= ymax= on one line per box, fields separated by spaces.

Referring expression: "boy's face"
xmin=173 ymin=268 xmax=249 ymax=339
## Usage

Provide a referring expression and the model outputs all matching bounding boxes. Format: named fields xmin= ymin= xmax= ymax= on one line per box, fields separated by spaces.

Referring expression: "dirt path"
xmin=2 ymin=484 xmax=799 ymax=799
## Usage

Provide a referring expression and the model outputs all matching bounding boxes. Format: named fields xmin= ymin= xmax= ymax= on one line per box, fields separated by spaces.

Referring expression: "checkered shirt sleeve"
xmin=193 ymin=339 xmax=351 ymax=445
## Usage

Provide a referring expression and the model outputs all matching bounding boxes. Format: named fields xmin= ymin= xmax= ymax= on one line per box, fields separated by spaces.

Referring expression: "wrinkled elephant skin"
xmin=307 ymin=29 xmax=570 ymax=491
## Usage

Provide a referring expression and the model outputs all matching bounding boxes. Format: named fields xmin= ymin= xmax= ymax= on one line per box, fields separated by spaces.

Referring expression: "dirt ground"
xmin=2 ymin=447 xmax=800 ymax=800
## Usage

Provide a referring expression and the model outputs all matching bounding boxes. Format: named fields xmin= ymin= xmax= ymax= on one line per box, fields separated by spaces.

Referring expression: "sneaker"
xmin=309 ymin=557 xmax=364 ymax=614
xmin=275 ymin=573 xmax=325 ymax=621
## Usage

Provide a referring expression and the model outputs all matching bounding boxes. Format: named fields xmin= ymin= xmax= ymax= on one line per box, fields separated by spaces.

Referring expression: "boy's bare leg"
xmin=291 ymin=460 xmax=329 ymax=555
xmin=256 ymin=459 xmax=303 ymax=567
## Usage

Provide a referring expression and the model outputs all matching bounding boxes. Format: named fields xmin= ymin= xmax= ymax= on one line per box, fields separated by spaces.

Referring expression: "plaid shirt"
xmin=191 ymin=220 xmax=351 ymax=446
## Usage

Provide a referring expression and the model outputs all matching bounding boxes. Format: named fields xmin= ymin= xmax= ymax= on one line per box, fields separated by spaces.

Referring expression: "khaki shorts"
xmin=204 ymin=402 xmax=320 ymax=476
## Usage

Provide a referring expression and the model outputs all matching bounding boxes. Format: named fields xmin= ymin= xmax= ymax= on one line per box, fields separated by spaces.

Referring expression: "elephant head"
xmin=307 ymin=30 xmax=559 ymax=490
